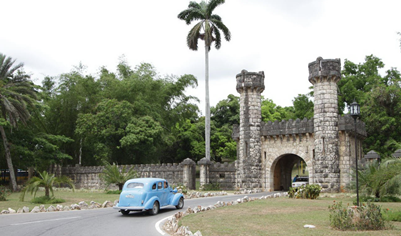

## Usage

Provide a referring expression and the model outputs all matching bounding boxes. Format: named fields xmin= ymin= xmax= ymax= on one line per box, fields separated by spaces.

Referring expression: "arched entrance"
xmin=271 ymin=154 xmax=308 ymax=191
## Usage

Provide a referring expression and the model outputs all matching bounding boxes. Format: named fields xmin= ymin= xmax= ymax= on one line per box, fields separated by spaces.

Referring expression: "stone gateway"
xmin=232 ymin=57 xmax=366 ymax=193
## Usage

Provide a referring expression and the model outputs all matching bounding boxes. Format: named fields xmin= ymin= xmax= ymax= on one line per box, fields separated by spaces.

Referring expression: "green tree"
xmin=19 ymin=170 xmax=75 ymax=201
xmin=0 ymin=53 xmax=38 ymax=191
xmin=100 ymin=161 xmax=139 ymax=191
xmin=210 ymin=94 xmax=240 ymax=162
xmin=292 ymin=94 xmax=314 ymax=120
xmin=178 ymin=0 xmax=231 ymax=160
xmin=338 ymin=55 xmax=401 ymax=156
xmin=211 ymin=94 xmax=239 ymax=127
xmin=165 ymin=118 xmax=205 ymax=163
xmin=43 ymin=69 xmax=101 ymax=166
xmin=261 ymin=97 xmax=291 ymax=122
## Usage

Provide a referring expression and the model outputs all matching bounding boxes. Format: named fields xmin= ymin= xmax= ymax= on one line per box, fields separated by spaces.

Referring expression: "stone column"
xmin=181 ymin=158 xmax=196 ymax=190
xmin=198 ymin=158 xmax=211 ymax=188
xmin=308 ymin=57 xmax=341 ymax=192
xmin=235 ymin=70 xmax=265 ymax=190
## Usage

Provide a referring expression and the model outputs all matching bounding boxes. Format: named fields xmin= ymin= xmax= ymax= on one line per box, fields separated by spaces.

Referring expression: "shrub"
xmin=288 ymin=184 xmax=321 ymax=199
xmin=329 ymin=201 xmax=391 ymax=230
xmin=31 ymin=196 xmax=66 ymax=204
xmin=0 ymin=185 xmax=11 ymax=201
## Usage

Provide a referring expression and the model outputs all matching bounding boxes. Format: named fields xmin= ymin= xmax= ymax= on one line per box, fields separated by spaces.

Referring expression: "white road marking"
xmin=11 ymin=216 xmax=82 ymax=226
xmin=155 ymin=215 xmax=173 ymax=235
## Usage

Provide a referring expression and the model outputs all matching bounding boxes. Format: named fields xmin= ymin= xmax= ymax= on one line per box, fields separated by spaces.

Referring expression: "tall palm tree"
xmin=0 ymin=53 xmax=37 ymax=191
xmin=178 ymin=0 xmax=231 ymax=160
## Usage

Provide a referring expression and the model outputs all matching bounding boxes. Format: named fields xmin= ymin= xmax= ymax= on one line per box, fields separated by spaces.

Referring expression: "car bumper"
xmin=113 ymin=205 xmax=146 ymax=211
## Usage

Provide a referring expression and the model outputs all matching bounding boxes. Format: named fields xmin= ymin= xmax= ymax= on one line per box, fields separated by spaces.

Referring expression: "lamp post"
xmin=350 ymin=100 xmax=360 ymax=206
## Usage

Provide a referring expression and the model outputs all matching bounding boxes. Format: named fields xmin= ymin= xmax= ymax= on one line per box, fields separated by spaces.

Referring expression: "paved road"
xmin=0 ymin=192 xmax=278 ymax=236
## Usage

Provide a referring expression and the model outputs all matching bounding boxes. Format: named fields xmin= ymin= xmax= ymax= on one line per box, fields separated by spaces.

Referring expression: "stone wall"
xmin=209 ymin=162 xmax=236 ymax=190
xmin=61 ymin=158 xmax=196 ymax=190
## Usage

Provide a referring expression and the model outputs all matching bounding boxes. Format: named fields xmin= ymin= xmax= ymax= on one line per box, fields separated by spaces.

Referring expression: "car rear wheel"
xmin=176 ymin=197 xmax=184 ymax=209
xmin=120 ymin=210 xmax=130 ymax=215
xmin=149 ymin=201 xmax=159 ymax=215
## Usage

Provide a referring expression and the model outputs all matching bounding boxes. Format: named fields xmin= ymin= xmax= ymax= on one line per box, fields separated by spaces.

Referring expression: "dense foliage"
xmin=338 ymin=55 xmax=401 ymax=156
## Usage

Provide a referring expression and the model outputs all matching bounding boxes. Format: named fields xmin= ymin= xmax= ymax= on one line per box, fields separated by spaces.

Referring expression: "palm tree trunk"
xmin=45 ymin=187 xmax=50 ymax=197
xmin=0 ymin=125 xmax=18 ymax=191
xmin=205 ymin=43 xmax=211 ymax=160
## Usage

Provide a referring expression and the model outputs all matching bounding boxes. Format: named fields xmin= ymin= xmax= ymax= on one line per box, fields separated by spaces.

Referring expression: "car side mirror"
xmin=172 ymin=188 xmax=178 ymax=193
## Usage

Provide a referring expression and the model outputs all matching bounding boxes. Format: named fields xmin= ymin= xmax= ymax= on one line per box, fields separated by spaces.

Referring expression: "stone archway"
xmin=271 ymin=154 xmax=308 ymax=191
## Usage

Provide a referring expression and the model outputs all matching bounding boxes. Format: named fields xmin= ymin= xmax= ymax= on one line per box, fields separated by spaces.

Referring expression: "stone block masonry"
xmin=309 ymin=57 xmax=342 ymax=192
xmin=61 ymin=158 xmax=196 ymax=190
xmin=235 ymin=70 xmax=265 ymax=190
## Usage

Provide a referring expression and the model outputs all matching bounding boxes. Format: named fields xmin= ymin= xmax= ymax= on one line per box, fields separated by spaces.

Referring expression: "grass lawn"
xmin=0 ymin=188 xmax=120 ymax=211
xmin=180 ymin=195 xmax=401 ymax=236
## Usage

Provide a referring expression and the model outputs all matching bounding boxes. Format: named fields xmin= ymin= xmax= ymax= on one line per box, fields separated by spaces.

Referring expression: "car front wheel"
xmin=149 ymin=201 xmax=159 ymax=215
xmin=176 ymin=197 xmax=184 ymax=209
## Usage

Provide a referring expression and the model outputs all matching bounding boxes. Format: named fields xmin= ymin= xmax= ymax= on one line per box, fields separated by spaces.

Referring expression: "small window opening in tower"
xmin=245 ymin=141 xmax=248 ymax=157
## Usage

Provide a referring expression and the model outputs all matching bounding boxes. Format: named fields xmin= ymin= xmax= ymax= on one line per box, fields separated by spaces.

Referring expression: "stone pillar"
xmin=198 ymin=158 xmax=211 ymax=188
xmin=235 ymin=70 xmax=265 ymax=190
xmin=181 ymin=158 xmax=196 ymax=190
xmin=308 ymin=57 xmax=341 ymax=192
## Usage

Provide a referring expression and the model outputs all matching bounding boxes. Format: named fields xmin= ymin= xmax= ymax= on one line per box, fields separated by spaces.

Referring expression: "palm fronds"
xmin=100 ymin=161 xmax=139 ymax=190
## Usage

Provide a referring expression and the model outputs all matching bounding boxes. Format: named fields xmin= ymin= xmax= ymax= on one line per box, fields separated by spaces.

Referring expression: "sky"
xmin=1 ymin=0 xmax=401 ymax=115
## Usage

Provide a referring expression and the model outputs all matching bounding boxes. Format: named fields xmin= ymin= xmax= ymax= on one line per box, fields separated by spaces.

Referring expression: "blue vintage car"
xmin=113 ymin=178 xmax=184 ymax=215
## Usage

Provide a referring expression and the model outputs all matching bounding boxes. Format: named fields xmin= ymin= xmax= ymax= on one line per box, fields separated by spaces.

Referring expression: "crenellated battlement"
xmin=308 ymin=57 xmax=341 ymax=84
xmin=236 ymin=70 xmax=265 ymax=93
xmin=232 ymin=115 xmax=366 ymax=139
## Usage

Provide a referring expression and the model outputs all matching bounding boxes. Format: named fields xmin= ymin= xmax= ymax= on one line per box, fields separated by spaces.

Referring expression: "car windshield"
xmin=126 ymin=182 xmax=144 ymax=189
xmin=296 ymin=177 xmax=308 ymax=182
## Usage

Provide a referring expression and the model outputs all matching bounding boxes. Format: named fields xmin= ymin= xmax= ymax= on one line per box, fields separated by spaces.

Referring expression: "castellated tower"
xmin=236 ymin=70 xmax=265 ymax=190
xmin=308 ymin=57 xmax=341 ymax=192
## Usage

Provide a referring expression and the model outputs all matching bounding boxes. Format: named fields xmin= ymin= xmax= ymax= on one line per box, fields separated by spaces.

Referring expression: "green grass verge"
xmin=180 ymin=195 xmax=401 ymax=236
xmin=0 ymin=189 xmax=119 ymax=211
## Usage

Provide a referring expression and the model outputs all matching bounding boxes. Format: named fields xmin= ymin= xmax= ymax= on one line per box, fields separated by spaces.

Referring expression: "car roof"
xmin=126 ymin=178 xmax=166 ymax=183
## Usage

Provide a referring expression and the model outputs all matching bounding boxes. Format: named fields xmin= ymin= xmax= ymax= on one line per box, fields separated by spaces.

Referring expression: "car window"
xmin=127 ymin=182 xmax=144 ymax=189
xmin=157 ymin=182 xmax=163 ymax=189
xmin=152 ymin=183 xmax=156 ymax=190
xmin=164 ymin=181 xmax=168 ymax=188
xmin=296 ymin=177 xmax=308 ymax=182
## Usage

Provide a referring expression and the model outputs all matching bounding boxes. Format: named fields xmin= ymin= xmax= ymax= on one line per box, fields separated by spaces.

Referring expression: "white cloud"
xmin=1 ymin=0 xmax=400 ymax=113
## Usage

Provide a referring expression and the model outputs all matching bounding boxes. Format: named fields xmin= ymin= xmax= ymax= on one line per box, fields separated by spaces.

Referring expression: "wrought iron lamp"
xmin=350 ymin=100 xmax=360 ymax=206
